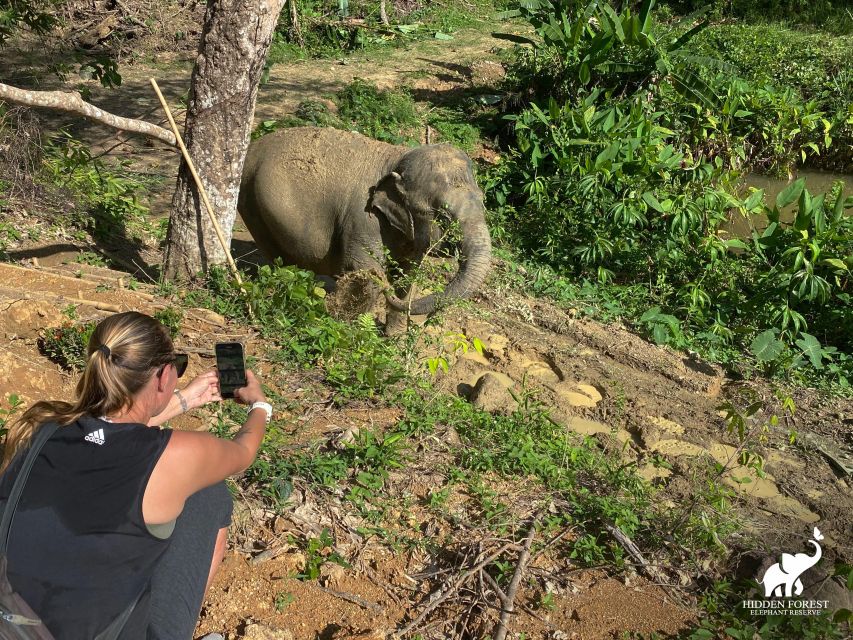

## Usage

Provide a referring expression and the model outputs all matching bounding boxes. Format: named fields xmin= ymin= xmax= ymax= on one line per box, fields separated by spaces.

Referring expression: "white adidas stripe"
xmin=84 ymin=428 xmax=106 ymax=445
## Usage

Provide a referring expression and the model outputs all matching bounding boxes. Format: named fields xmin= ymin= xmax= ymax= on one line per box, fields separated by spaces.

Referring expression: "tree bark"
xmin=163 ymin=0 xmax=286 ymax=280
xmin=379 ymin=0 xmax=389 ymax=25
xmin=0 ymin=82 xmax=177 ymax=147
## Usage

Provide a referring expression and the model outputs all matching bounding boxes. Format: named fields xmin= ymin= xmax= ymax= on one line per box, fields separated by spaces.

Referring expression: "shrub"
xmin=41 ymin=322 xmax=96 ymax=371
xmin=336 ymin=79 xmax=420 ymax=144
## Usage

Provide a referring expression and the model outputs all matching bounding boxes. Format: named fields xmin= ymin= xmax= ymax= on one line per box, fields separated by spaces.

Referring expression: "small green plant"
xmin=425 ymin=331 xmax=484 ymax=375
xmin=0 ymin=394 xmax=24 ymax=440
xmin=73 ymin=251 xmax=107 ymax=267
xmin=0 ymin=221 xmax=22 ymax=258
xmin=297 ymin=529 xmax=350 ymax=581
xmin=41 ymin=322 xmax=96 ymax=370
xmin=153 ymin=307 xmax=183 ymax=339
xmin=274 ymin=591 xmax=295 ymax=612
xmin=538 ymin=590 xmax=556 ymax=612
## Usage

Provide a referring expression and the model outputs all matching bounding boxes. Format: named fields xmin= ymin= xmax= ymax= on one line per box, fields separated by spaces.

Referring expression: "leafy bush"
xmin=42 ymin=133 xmax=152 ymax=242
xmin=487 ymin=0 xmax=852 ymax=387
xmin=41 ymin=322 xmax=96 ymax=370
xmin=336 ymin=79 xmax=420 ymax=144
xmin=662 ymin=0 xmax=853 ymax=35
xmin=188 ymin=262 xmax=403 ymax=398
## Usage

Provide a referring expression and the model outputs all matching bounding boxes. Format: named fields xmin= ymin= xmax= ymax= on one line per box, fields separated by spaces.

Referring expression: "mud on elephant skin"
xmin=238 ymin=127 xmax=492 ymax=325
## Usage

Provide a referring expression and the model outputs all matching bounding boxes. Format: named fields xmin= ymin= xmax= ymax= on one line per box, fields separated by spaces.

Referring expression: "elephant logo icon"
xmin=759 ymin=527 xmax=824 ymax=598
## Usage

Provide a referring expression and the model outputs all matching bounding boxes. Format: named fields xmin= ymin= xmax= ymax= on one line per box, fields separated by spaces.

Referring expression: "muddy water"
xmin=725 ymin=169 xmax=850 ymax=238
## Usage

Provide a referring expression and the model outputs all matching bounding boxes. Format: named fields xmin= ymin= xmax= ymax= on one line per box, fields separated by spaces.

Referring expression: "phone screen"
xmin=215 ymin=342 xmax=247 ymax=399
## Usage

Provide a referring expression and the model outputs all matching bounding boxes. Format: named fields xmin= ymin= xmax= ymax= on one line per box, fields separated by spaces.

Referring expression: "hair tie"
xmin=98 ymin=344 xmax=111 ymax=359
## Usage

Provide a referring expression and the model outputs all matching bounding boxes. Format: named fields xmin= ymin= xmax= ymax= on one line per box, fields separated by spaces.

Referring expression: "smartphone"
xmin=215 ymin=342 xmax=247 ymax=399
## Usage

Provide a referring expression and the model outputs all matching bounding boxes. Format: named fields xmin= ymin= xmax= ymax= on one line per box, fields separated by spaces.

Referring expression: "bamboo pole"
xmin=148 ymin=78 xmax=243 ymax=287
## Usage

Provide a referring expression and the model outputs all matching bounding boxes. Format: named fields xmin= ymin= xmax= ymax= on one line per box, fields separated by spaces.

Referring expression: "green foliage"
xmin=485 ymin=0 xmax=852 ymax=390
xmin=253 ymin=80 xmax=420 ymax=146
xmin=42 ymin=133 xmax=151 ymax=243
xmin=41 ymin=321 xmax=96 ymax=370
xmin=271 ymin=0 xmax=506 ymax=59
xmin=187 ymin=261 xmax=403 ymax=399
xmin=0 ymin=393 xmax=24 ymax=441
xmin=688 ymin=576 xmax=853 ymax=639
xmin=0 ymin=0 xmax=58 ymax=48
xmin=0 ymin=221 xmax=22 ymax=258
xmin=153 ymin=307 xmax=183 ymax=339
xmin=499 ymin=0 xmax=717 ymax=107
xmin=297 ymin=529 xmax=350 ymax=580
xmin=686 ymin=23 xmax=853 ymax=170
xmin=336 ymin=78 xmax=420 ymax=144
xmin=663 ymin=0 xmax=853 ymax=35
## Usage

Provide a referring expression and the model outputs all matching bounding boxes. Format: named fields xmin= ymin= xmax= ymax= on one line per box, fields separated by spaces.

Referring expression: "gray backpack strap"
xmin=0 ymin=423 xmax=60 ymax=553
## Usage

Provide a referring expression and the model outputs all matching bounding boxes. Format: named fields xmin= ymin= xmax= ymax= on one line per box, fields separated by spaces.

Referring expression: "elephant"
xmin=237 ymin=126 xmax=492 ymax=323
xmin=759 ymin=533 xmax=822 ymax=597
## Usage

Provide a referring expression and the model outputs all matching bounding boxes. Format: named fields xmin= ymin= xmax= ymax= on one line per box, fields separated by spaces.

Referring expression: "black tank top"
xmin=0 ymin=415 xmax=173 ymax=639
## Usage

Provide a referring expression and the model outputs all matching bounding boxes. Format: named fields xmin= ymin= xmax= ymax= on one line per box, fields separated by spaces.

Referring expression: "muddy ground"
xmin=1 ymin=18 xmax=852 ymax=640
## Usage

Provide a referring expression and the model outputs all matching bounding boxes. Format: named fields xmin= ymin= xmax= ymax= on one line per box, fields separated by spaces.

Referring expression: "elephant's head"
xmin=368 ymin=143 xmax=492 ymax=315
xmin=780 ymin=539 xmax=823 ymax=575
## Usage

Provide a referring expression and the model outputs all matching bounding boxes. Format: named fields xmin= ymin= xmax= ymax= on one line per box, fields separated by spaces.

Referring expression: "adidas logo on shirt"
xmin=84 ymin=428 xmax=106 ymax=445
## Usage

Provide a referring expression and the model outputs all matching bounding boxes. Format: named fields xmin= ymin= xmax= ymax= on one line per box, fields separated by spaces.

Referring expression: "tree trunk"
xmin=163 ymin=0 xmax=286 ymax=280
xmin=379 ymin=0 xmax=389 ymax=25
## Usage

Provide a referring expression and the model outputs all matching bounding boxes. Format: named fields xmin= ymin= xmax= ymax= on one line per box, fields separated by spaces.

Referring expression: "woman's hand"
xmin=178 ymin=369 xmax=222 ymax=410
xmin=234 ymin=370 xmax=266 ymax=405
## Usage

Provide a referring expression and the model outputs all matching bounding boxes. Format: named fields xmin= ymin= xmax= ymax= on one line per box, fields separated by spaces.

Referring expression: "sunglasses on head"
xmin=158 ymin=353 xmax=188 ymax=379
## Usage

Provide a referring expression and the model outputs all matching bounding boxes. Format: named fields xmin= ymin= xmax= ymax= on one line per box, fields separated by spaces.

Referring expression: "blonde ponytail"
xmin=1 ymin=312 xmax=174 ymax=472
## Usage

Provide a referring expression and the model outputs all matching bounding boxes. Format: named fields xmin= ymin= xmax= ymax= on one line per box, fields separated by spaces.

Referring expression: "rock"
xmin=467 ymin=370 xmax=513 ymax=389
xmin=553 ymin=382 xmax=602 ymax=408
xmin=320 ymin=562 xmax=347 ymax=590
xmin=241 ymin=624 xmax=295 ymax=640
xmin=469 ymin=373 xmax=516 ymax=414
xmin=575 ymin=383 xmax=602 ymax=402
xmin=635 ymin=423 xmax=662 ymax=449
xmin=651 ymin=439 xmax=706 ymax=458
xmin=460 ymin=349 xmax=490 ymax=366
xmin=649 ymin=416 xmax=685 ymax=435
xmin=565 ymin=417 xmax=609 ymax=436
xmin=445 ymin=425 xmax=462 ymax=446
xmin=486 ymin=333 xmax=509 ymax=359
xmin=637 ymin=464 xmax=672 ymax=482
xmin=2 ymin=299 xmax=64 ymax=338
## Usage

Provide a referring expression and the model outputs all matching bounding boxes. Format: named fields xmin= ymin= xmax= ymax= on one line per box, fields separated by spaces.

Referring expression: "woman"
xmin=0 ymin=311 xmax=271 ymax=639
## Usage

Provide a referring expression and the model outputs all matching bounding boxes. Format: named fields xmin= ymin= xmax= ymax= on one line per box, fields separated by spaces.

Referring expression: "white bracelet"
xmin=249 ymin=401 xmax=273 ymax=424
xmin=174 ymin=389 xmax=188 ymax=413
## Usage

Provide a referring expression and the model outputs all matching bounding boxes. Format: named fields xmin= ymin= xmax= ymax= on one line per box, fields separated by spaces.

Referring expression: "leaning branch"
xmin=0 ymin=82 xmax=177 ymax=148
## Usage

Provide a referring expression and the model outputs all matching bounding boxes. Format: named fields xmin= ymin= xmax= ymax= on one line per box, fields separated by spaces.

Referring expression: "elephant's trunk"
xmin=808 ymin=539 xmax=822 ymax=563
xmin=387 ymin=206 xmax=491 ymax=315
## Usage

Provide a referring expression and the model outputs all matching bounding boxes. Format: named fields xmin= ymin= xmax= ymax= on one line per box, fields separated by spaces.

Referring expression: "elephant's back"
xmin=243 ymin=126 xmax=394 ymax=191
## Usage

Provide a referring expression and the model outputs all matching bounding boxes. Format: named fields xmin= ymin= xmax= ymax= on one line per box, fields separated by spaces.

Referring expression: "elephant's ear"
xmin=370 ymin=171 xmax=413 ymax=240
xmin=780 ymin=553 xmax=798 ymax=574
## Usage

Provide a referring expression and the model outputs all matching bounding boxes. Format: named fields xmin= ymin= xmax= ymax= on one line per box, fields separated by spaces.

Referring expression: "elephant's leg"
xmin=794 ymin=578 xmax=804 ymax=596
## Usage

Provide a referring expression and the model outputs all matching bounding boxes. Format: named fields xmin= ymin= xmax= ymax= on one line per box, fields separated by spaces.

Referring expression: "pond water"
xmin=724 ymin=169 xmax=850 ymax=238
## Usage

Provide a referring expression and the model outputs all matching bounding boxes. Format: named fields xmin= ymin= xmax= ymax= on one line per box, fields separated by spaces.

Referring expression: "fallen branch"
xmin=394 ymin=542 xmax=519 ymax=638
xmin=0 ymin=82 xmax=177 ymax=148
xmin=493 ymin=510 xmax=542 ymax=640
xmin=315 ymin=585 xmax=383 ymax=613
xmin=604 ymin=522 xmax=668 ymax=585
